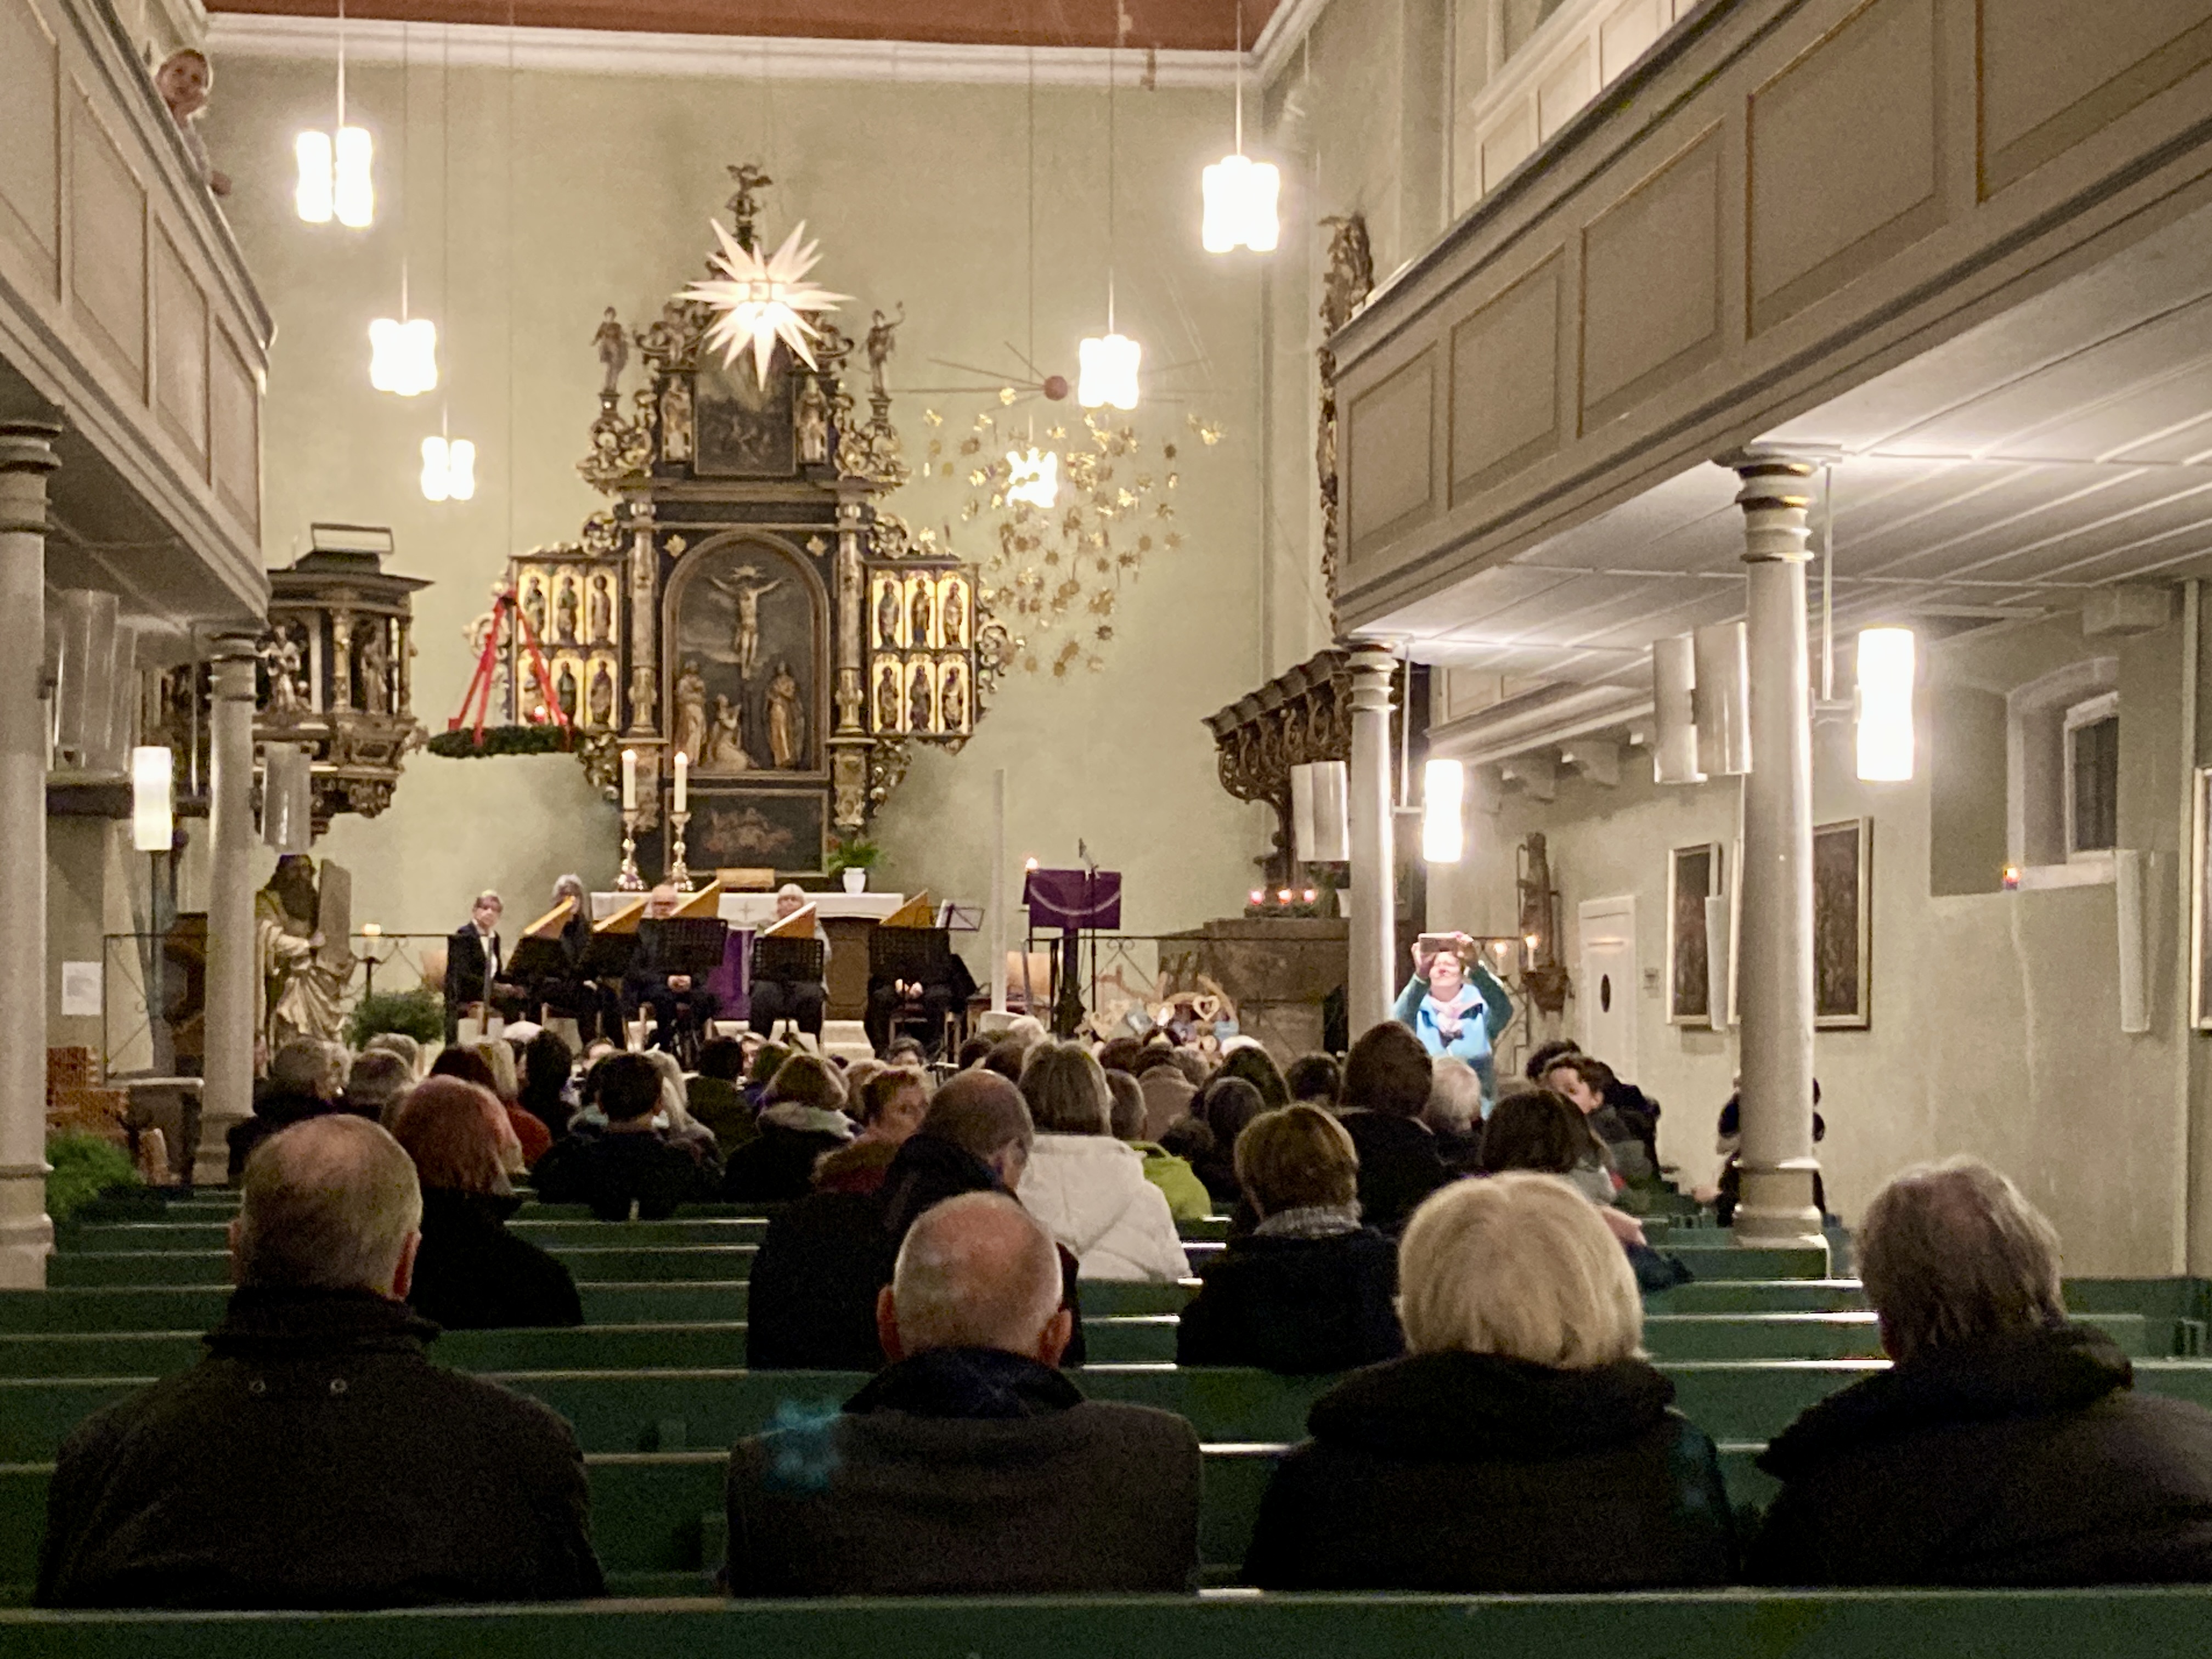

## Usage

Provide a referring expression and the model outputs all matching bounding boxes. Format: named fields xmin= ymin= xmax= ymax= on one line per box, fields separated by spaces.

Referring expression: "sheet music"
xmin=938 ymin=902 xmax=984 ymax=931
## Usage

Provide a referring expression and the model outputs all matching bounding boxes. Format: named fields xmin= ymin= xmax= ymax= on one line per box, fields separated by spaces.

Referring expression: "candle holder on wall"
xmin=615 ymin=809 xmax=646 ymax=892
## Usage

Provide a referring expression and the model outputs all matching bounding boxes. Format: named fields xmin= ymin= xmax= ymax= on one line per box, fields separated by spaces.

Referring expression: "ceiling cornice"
xmin=206 ymin=12 xmax=1251 ymax=87
xmin=1251 ymin=0 xmax=1330 ymax=89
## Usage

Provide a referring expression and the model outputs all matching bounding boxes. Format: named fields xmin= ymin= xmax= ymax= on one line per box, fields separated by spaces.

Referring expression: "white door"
xmin=1578 ymin=896 xmax=1638 ymax=1079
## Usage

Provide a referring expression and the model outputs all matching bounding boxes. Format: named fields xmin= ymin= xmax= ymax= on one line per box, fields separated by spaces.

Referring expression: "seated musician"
xmin=531 ymin=873 xmax=617 ymax=1046
xmin=620 ymin=885 xmax=720 ymax=1054
xmin=749 ymin=883 xmax=831 ymax=1043
xmin=443 ymin=890 xmax=525 ymax=1043
xmin=865 ymin=935 xmax=980 ymax=1060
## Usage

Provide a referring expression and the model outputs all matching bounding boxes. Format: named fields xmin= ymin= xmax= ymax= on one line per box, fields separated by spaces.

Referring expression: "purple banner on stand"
xmin=1023 ymin=868 xmax=1122 ymax=931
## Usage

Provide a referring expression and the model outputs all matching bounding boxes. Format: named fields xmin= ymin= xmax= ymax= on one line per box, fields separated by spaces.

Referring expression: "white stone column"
xmin=1346 ymin=645 xmax=1400 ymax=1035
xmin=197 ymin=636 xmax=259 ymax=1186
xmin=1720 ymin=448 xmax=1826 ymax=1251
xmin=0 ymin=424 xmax=58 ymax=1286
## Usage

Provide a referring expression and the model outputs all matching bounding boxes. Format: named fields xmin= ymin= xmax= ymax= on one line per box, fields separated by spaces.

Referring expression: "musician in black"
xmin=748 ymin=883 xmax=830 ymax=1043
xmin=443 ymin=890 xmax=524 ymax=1043
xmin=531 ymin=873 xmax=618 ymax=1045
xmin=622 ymin=885 xmax=721 ymax=1054
xmin=865 ymin=937 xmax=979 ymax=1059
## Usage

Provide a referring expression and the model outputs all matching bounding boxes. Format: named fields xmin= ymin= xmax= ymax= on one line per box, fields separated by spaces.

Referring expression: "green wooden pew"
xmin=12 ymin=1573 xmax=2212 ymax=1655
xmin=0 ymin=1283 xmax=753 ymax=1333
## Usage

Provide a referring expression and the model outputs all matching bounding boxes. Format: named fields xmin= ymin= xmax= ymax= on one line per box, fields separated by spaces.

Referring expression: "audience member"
xmin=726 ymin=1192 xmax=1198 ymax=1595
xmin=532 ymin=1053 xmax=720 ymax=1220
xmin=1335 ymin=1023 xmax=1450 ymax=1233
xmin=1390 ymin=937 xmax=1513 ymax=1107
xmin=516 ymin=1029 xmax=575 ymax=1141
xmin=363 ymin=1031 xmax=422 ymax=1076
xmin=815 ymin=1066 xmax=932 ymax=1195
xmin=643 ymin=1049 xmax=722 ymax=1166
xmin=1189 ymin=1076 xmax=1267 ymax=1205
xmin=742 ymin=1041 xmax=791 ymax=1109
xmin=955 ymin=1035 xmax=993 ymax=1070
xmin=1158 ymin=1116 xmax=1215 ymax=1171
xmin=1243 ymin=1172 xmax=1734 ymax=1590
xmin=685 ymin=1036 xmax=755 ymax=1155
xmin=747 ymin=1071 xmax=1051 ymax=1371
xmin=1711 ymin=1087 xmax=1828 ymax=1225
xmin=390 ymin=1079 xmax=581 ymax=1330
xmin=341 ymin=1049 xmax=415 ymax=1124
xmin=884 ymin=1036 xmax=929 ymax=1067
xmin=1749 ymin=1156 xmax=2212 ymax=1585
xmin=1135 ymin=1045 xmax=1198 ymax=1139
xmin=1542 ymin=1054 xmax=1649 ymax=1183
xmin=1016 ymin=1042 xmax=1189 ymax=1282
xmin=1479 ymin=1087 xmax=1619 ymax=1206
xmin=37 ymin=1116 xmax=601 ymax=1608
xmin=1216 ymin=1041 xmax=1291 ymax=1110
xmin=1178 ymin=1105 xmax=1402 ymax=1374
xmin=1524 ymin=1039 xmax=1581 ymax=1082
xmin=1285 ymin=1052 xmax=1342 ymax=1109
xmin=722 ymin=1054 xmax=854 ymax=1200
xmin=153 ymin=48 xmax=231 ymax=196
xmin=1096 ymin=1036 xmax=1147 ymax=1075
xmin=1108 ymin=1068 xmax=1209 ymax=1220
xmin=1424 ymin=1056 xmax=1486 ymax=1172
xmin=431 ymin=1046 xmax=546 ymax=1169
xmin=227 ymin=1039 xmax=345 ymax=1182
xmin=981 ymin=1039 xmax=1029 ymax=1082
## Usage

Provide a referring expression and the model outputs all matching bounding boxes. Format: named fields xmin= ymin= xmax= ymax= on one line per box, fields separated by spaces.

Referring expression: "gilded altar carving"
xmin=441 ymin=163 xmax=1000 ymax=873
xmin=1203 ymin=648 xmax=1354 ymax=886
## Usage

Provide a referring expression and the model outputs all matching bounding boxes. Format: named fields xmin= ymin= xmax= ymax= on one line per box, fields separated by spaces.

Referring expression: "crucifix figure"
xmin=709 ymin=565 xmax=784 ymax=680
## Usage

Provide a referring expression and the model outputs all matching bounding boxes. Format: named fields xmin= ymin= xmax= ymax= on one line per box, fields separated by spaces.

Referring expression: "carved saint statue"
xmin=553 ymin=578 xmax=579 ymax=644
xmin=876 ymin=658 xmax=901 ymax=732
xmin=660 ymin=377 xmax=695 ymax=464
xmin=254 ymin=855 xmax=351 ymax=1047
xmin=708 ymin=565 xmax=783 ymax=680
xmin=588 ymin=573 xmax=613 ymax=645
xmin=554 ymin=661 xmax=579 ymax=723
xmin=908 ymin=659 xmax=934 ymax=733
xmin=876 ymin=578 xmax=902 ymax=648
xmin=939 ymin=573 xmax=969 ymax=647
xmin=594 ymin=307 xmax=628 ymax=399
xmin=356 ymin=623 xmax=389 ymax=715
xmin=940 ymin=658 xmax=969 ymax=732
xmin=588 ymin=661 xmax=616 ymax=728
xmin=909 ymin=576 xmax=936 ymax=648
xmin=795 ymin=374 xmax=830 ymax=464
xmin=520 ymin=575 xmax=547 ymax=644
xmin=866 ymin=304 xmax=902 ymax=400
xmin=262 ymin=632 xmax=307 ymax=718
xmin=767 ymin=662 xmax=805 ymax=768
xmin=671 ymin=661 xmax=710 ymax=764
xmin=704 ymin=695 xmax=751 ymax=772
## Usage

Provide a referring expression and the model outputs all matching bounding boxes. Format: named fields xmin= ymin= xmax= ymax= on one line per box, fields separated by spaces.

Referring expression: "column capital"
xmin=0 ymin=421 xmax=61 ymax=477
xmin=1344 ymin=644 xmax=1398 ymax=712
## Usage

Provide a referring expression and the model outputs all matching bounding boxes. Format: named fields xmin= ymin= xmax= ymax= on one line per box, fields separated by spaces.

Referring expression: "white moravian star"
xmin=684 ymin=218 xmax=851 ymax=387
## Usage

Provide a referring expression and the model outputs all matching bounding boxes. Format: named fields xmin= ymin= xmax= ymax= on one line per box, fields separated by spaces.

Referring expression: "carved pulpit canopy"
xmin=431 ymin=163 xmax=1008 ymax=877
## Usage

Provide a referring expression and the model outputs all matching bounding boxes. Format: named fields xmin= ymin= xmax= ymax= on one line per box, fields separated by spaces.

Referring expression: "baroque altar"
xmin=445 ymin=165 xmax=1007 ymax=877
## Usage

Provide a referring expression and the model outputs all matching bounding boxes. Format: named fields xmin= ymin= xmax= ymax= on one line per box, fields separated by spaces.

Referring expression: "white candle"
xmin=673 ymin=750 xmax=688 ymax=814
xmin=620 ymin=748 xmax=637 ymax=810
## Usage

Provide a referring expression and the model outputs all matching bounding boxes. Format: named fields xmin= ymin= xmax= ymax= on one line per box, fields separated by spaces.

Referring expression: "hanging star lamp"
xmin=296 ymin=0 xmax=373 ymax=225
xmin=1006 ymin=445 xmax=1059 ymax=508
xmin=684 ymin=219 xmax=850 ymax=388
xmin=1201 ymin=3 xmax=1279 ymax=253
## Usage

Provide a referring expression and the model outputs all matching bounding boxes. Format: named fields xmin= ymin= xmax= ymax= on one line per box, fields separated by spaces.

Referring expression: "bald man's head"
xmin=232 ymin=1115 xmax=423 ymax=1296
xmin=881 ymin=1192 xmax=1069 ymax=1364
xmin=919 ymin=1070 xmax=1034 ymax=1164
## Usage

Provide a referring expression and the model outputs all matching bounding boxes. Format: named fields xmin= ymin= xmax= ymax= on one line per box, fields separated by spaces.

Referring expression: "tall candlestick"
xmin=620 ymin=747 xmax=637 ymax=810
xmin=990 ymin=768 xmax=1008 ymax=1014
xmin=673 ymin=750 xmax=688 ymax=814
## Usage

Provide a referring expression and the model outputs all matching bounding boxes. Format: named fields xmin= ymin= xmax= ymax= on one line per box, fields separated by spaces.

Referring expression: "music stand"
xmin=1023 ymin=867 xmax=1122 ymax=1037
xmin=637 ymin=917 xmax=730 ymax=1062
xmin=869 ymin=926 xmax=953 ymax=983
xmin=752 ymin=934 xmax=826 ymax=986
xmin=578 ymin=929 xmax=639 ymax=980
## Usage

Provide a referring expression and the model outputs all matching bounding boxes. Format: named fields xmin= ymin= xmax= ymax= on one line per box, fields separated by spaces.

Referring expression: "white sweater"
xmin=1017 ymin=1133 xmax=1192 ymax=1283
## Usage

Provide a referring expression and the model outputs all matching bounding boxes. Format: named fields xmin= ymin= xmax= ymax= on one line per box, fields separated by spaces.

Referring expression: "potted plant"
xmin=826 ymin=836 xmax=882 ymax=895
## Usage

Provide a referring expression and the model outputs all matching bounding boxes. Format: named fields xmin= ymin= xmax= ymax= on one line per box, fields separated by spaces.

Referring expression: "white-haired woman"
xmin=1014 ymin=1042 xmax=1190 ymax=1282
xmin=1243 ymin=1171 xmax=1734 ymax=1590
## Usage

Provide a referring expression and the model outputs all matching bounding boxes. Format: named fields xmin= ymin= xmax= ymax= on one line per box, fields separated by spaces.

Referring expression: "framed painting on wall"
xmin=2191 ymin=769 xmax=2212 ymax=1029
xmin=1668 ymin=841 xmax=1723 ymax=1024
xmin=1814 ymin=817 xmax=1872 ymax=1028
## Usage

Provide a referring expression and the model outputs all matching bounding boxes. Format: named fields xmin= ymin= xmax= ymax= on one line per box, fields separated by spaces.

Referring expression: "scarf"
xmin=1423 ymin=981 xmax=1481 ymax=1042
xmin=1253 ymin=1202 xmax=1364 ymax=1240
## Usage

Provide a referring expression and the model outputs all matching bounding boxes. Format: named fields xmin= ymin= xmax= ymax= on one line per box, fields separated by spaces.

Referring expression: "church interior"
xmin=10 ymin=0 xmax=2212 ymax=1643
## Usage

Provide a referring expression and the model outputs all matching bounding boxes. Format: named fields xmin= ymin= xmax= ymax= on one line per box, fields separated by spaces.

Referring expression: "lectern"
xmin=1022 ymin=867 xmax=1122 ymax=1037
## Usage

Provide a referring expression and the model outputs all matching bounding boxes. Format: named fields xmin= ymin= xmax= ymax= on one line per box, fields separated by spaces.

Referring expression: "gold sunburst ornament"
xmin=684 ymin=219 xmax=851 ymax=387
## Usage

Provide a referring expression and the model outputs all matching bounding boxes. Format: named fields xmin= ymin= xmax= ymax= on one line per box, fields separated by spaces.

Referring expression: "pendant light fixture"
xmin=1201 ymin=3 xmax=1279 ymax=252
xmin=373 ymin=28 xmax=435 ymax=399
xmin=1079 ymin=10 xmax=1141 ymax=410
xmin=296 ymin=0 xmax=373 ymax=225
xmin=1006 ymin=447 xmax=1058 ymax=508
xmin=421 ymin=29 xmax=475 ymax=500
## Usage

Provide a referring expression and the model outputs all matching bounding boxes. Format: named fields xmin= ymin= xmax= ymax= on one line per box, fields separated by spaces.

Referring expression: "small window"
xmin=2064 ymin=694 xmax=2119 ymax=858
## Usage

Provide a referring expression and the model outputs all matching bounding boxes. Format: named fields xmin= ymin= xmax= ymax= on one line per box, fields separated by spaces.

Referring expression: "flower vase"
xmin=842 ymin=867 xmax=867 ymax=894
